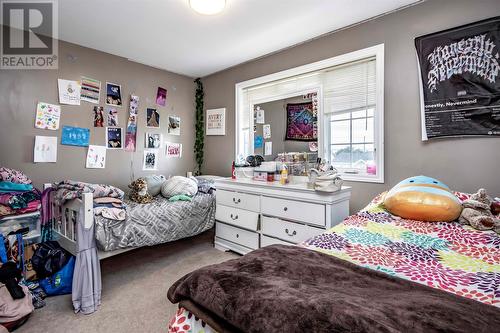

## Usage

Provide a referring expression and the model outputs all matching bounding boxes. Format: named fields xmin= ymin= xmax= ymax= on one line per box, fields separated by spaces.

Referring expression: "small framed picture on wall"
xmin=206 ymin=108 xmax=225 ymax=136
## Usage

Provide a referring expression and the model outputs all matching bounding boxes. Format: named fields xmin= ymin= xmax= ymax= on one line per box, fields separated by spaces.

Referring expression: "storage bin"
xmin=0 ymin=212 xmax=41 ymax=244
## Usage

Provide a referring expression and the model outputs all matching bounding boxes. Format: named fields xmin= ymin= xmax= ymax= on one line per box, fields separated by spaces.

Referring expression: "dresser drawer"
xmin=261 ymin=197 xmax=325 ymax=226
xmin=261 ymin=216 xmax=324 ymax=243
xmin=216 ymin=222 xmax=259 ymax=249
xmin=261 ymin=235 xmax=294 ymax=247
xmin=215 ymin=204 xmax=259 ymax=231
xmin=217 ymin=190 xmax=260 ymax=212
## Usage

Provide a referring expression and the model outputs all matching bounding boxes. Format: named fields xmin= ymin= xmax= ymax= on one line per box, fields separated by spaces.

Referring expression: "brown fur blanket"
xmin=168 ymin=245 xmax=500 ymax=333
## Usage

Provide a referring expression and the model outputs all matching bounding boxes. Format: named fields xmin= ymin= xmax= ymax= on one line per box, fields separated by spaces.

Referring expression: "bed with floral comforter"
xmin=168 ymin=193 xmax=500 ymax=332
xmin=302 ymin=193 xmax=500 ymax=307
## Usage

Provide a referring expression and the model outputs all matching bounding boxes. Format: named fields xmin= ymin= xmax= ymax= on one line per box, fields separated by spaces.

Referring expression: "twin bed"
xmin=167 ymin=193 xmax=500 ymax=332
xmin=44 ymin=178 xmax=216 ymax=258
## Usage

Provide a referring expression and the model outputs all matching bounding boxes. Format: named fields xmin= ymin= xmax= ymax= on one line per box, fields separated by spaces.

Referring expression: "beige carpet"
xmin=16 ymin=230 xmax=237 ymax=333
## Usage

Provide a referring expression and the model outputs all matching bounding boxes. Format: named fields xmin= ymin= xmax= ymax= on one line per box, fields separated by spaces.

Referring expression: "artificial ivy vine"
xmin=194 ymin=78 xmax=205 ymax=175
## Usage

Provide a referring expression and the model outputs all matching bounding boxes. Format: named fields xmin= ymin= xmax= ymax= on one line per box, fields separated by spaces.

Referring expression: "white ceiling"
xmin=57 ymin=0 xmax=422 ymax=77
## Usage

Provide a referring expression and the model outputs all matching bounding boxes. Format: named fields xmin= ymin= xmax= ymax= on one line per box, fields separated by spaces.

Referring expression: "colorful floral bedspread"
xmin=302 ymin=195 xmax=500 ymax=307
xmin=168 ymin=308 xmax=215 ymax=333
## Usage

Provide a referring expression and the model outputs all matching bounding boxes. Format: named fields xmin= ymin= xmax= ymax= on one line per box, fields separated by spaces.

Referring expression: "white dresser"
xmin=214 ymin=178 xmax=351 ymax=255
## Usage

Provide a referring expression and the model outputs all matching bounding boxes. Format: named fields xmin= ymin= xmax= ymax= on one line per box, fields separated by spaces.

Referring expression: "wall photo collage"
xmin=33 ymin=78 xmax=183 ymax=172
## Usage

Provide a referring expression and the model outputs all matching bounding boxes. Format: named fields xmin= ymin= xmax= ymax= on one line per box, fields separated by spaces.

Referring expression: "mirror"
xmin=253 ymin=94 xmax=318 ymax=163
xmin=236 ymin=84 xmax=322 ymax=170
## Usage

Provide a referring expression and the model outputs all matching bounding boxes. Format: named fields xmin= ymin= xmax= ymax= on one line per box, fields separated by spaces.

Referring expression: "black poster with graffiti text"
xmin=415 ymin=17 xmax=500 ymax=140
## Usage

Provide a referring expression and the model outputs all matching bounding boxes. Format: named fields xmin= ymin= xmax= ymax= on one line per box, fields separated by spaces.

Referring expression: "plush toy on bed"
xmin=459 ymin=188 xmax=500 ymax=234
xmin=128 ymin=178 xmax=153 ymax=204
xmin=383 ymin=175 xmax=462 ymax=222
xmin=144 ymin=174 xmax=166 ymax=197
xmin=161 ymin=176 xmax=198 ymax=199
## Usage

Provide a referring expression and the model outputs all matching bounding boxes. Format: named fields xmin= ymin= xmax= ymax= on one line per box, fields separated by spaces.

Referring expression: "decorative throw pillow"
xmin=161 ymin=176 xmax=198 ymax=199
xmin=383 ymin=175 xmax=462 ymax=222
xmin=144 ymin=175 xmax=166 ymax=196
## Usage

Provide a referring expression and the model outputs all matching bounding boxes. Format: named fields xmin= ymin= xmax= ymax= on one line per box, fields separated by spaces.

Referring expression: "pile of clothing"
xmin=53 ymin=180 xmax=126 ymax=221
xmin=0 ymin=262 xmax=34 ymax=332
xmin=0 ymin=168 xmax=40 ymax=218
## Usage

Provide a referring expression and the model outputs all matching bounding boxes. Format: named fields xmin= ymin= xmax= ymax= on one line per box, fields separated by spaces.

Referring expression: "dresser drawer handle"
xmin=230 ymin=214 xmax=239 ymax=220
xmin=285 ymin=228 xmax=297 ymax=236
xmin=232 ymin=198 xmax=241 ymax=204
xmin=236 ymin=233 xmax=239 ymax=238
xmin=283 ymin=207 xmax=288 ymax=211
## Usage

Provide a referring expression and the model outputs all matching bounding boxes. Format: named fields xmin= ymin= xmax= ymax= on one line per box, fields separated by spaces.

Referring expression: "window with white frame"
xmin=235 ymin=44 xmax=384 ymax=183
xmin=323 ymin=57 xmax=383 ymax=182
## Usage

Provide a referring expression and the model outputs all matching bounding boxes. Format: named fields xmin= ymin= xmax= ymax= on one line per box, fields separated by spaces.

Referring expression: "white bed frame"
xmin=43 ymin=184 xmax=135 ymax=260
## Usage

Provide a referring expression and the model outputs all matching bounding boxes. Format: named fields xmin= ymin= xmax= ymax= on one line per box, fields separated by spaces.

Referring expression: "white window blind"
xmin=242 ymin=73 xmax=321 ymax=102
xmin=323 ymin=58 xmax=376 ymax=114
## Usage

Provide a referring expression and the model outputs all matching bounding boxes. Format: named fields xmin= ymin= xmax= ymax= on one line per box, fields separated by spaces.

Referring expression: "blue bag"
xmin=39 ymin=256 xmax=75 ymax=296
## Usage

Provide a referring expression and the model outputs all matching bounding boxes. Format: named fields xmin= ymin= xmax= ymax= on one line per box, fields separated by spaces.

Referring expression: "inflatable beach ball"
xmin=383 ymin=176 xmax=462 ymax=222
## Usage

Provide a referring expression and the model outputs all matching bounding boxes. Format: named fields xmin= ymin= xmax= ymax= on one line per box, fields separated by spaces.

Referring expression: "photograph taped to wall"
xmin=168 ymin=115 xmax=180 ymax=135
xmin=35 ymin=102 xmax=61 ymax=130
xmin=415 ymin=17 xmax=500 ymax=140
xmin=255 ymin=107 xmax=265 ymax=124
xmin=143 ymin=149 xmax=158 ymax=170
xmin=80 ymin=77 xmax=101 ymax=104
xmin=145 ymin=132 xmax=162 ymax=148
xmin=61 ymin=126 xmax=90 ymax=147
xmin=264 ymin=141 xmax=272 ymax=156
xmin=58 ymin=79 xmax=81 ymax=105
xmin=254 ymin=135 xmax=263 ymax=148
xmin=146 ymin=108 xmax=160 ymax=128
xmin=129 ymin=94 xmax=140 ymax=115
xmin=156 ymin=87 xmax=167 ymax=106
xmin=206 ymin=108 xmax=225 ymax=135
xmin=93 ymin=106 xmax=105 ymax=127
xmin=106 ymin=107 xmax=119 ymax=126
xmin=106 ymin=82 xmax=123 ymax=106
xmin=166 ymin=142 xmax=182 ymax=158
xmin=86 ymin=145 xmax=106 ymax=169
xmin=34 ymin=136 xmax=57 ymax=163
xmin=106 ymin=127 xmax=123 ymax=149
xmin=263 ymin=124 xmax=271 ymax=139
xmin=125 ymin=95 xmax=140 ymax=152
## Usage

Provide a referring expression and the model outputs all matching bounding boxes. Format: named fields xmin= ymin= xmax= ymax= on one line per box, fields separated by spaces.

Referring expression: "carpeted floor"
xmin=16 ymin=230 xmax=237 ymax=333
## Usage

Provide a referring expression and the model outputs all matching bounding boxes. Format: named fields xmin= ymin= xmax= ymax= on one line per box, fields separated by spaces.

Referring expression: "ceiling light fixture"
xmin=189 ymin=0 xmax=226 ymax=15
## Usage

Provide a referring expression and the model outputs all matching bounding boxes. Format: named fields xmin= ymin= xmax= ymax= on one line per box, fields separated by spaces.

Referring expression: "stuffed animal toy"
xmin=459 ymin=188 xmax=500 ymax=234
xmin=128 ymin=178 xmax=153 ymax=204
xmin=383 ymin=175 xmax=462 ymax=222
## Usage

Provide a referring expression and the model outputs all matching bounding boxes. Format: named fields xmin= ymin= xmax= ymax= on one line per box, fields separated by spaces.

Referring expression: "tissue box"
xmin=253 ymin=171 xmax=268 ymax=181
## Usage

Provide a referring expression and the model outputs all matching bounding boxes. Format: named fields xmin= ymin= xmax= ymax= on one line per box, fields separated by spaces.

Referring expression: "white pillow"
xmin=161 ymin=176 xmax=198 ymax=198
xmin=145 ymin=174 xmax=166 ymax=196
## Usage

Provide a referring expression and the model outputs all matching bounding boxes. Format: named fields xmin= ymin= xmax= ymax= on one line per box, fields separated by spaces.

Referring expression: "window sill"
xmin=338 ymin=172 xmax=384 ymax=184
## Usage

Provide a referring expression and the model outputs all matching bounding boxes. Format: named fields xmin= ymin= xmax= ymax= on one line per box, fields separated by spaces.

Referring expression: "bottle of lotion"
xmin=280 ymin=165 xmax=288 ymax=185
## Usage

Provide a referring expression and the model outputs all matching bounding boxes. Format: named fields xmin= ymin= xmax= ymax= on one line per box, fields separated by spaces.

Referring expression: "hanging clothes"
xmin=40 ymin=187 xmax=55 ymax=242
xmin=71 ymin=205 xmax=101 ymax=314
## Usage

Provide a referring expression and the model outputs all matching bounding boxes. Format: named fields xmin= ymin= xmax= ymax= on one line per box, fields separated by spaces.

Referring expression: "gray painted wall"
xmin=0 ymin=40 xmax=196 ymax=191
xmin=202 ymin=0 xmax=500 ymax=212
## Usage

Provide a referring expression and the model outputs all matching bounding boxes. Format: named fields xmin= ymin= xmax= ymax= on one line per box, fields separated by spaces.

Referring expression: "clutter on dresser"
xmin=233 ymin=155 xmax=343 ymax=193
xmin=312 ymin=170 xmax=344 ymax=192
